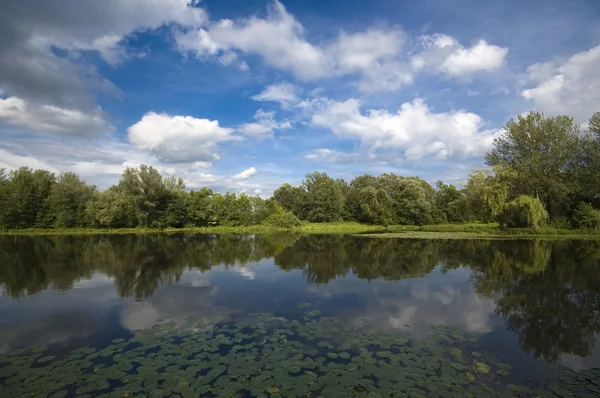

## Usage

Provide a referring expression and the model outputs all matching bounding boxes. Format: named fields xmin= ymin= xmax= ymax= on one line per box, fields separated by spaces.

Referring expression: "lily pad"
xmin=475 ymin=362 xmax=490 ymax=374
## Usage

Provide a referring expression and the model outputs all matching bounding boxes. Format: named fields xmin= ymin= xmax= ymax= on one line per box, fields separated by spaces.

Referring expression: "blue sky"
xmin=0 ymin=0 xmax=599 ymax=196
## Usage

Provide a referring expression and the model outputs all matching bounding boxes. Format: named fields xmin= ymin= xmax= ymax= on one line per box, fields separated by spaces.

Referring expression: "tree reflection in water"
xmin=1 ymin=234 xmax=599 ymax=362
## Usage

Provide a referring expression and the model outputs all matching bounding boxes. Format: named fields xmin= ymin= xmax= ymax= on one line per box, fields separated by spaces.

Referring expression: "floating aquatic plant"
xmin=0 ymin=305 xmax=595 ymax=397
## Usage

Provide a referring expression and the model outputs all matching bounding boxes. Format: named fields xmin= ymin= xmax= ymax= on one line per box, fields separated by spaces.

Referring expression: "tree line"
xmin=1 ymin=110 xmax=599 ymax=230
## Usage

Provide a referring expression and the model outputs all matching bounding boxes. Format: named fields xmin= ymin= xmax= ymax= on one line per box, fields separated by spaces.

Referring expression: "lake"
xmin=1 ymin=234 xmax=599 ymax=397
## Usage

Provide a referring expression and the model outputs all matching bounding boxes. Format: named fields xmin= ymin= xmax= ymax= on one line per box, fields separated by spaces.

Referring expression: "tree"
xmin=163 ymin=189 xmax=189 ymax=228
xmin=501 ymin=195 xmax=548 ymax=229
xmin=485 ymin=111 xmax=580 ymax=219
xmin=86 ymin=187 xmax=138 ymax=228
xmin=188 ymin=188 xmax=215 ymax=226
xmin=273 ymin=183 xmax=307 ymax=219
xmin=0 ymin=167 xmax=55 ymax=229
xmin=44 ymin=173 xmax=95 ymax=228
xmin=302 ymin=172 xmax=344 ymax=222
xmin=435 ymin=181 xmax=470 ymax=223
xmin=464 ymin=169 xmax=509 ymax=222
xmin=356 ymin=186 xmax=393 ymax=225
xmin=589 ymin=111 xmax=600 ymax=136
xmin=571 ymin=111 xmax=600 ymax=203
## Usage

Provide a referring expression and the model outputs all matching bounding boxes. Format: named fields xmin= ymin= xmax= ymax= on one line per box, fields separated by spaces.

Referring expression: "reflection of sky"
xmin=0 ymin=273 xmax=121 ymax=353
xmin=1 ymin=258 xmax=600 ymax=373
xmin=119 ymin=269 xmax=232 ymax=332
xmin=303 ymin=266 xmax=501 ymax=337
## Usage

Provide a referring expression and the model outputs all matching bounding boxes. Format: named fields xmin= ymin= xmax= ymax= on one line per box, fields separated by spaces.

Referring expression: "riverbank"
xmin=1 ymin=222 xmax=599 ymax=239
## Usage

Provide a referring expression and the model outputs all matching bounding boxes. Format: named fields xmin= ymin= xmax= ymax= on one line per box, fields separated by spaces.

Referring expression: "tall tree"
xmin=485 ymin=111 xmax=580 ymax=219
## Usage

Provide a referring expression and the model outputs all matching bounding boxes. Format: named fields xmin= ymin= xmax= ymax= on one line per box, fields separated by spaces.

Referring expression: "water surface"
xmin=1 ymin=234 xmax=600 ymax=397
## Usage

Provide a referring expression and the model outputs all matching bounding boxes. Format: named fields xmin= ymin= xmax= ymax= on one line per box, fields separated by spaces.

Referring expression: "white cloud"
xmin=251 ymin=83 xmax=299 ymax=108
xmin=237 ymin=109 xmax=291 ymax=139
xmin=176 ymin=2 xmax=506 ymax=91
xmin=411 ymin=34 xmax=507 ymax=79
xmin=311 ymin=98 xmax=503 ymax=160
xmin=0 ymin=96 xmax=113 ymax=135
xmin=328 ymin=29 xmax=412 ymax=92
xmin=127 ymin=112 xmax=236 ymax=163
xmin=232 ymin=167 xmax=257 ymax=180
xmin=521 ymin=44 xmax=600 ymax=123
xmin=176 ymin=1 xmax=329 ymax=80
xmin=175 ymin=2 xmax=411 ymax=90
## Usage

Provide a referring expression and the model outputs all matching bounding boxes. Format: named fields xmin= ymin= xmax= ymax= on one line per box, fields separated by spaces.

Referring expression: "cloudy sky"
xmin=0 ymin=0 xmax=598 ymax=195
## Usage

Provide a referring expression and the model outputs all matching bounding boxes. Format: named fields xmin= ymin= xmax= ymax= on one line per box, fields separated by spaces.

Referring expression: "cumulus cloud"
xmin=328 ymin=29 xmax=413 ymax=92
xmin=176 ymin=1 xmax=329 ymax=80
xmin=310 ymin=98 xmax=503 ymax=160
xmin=0 ymin=0 xmax=204 ymax=134
xmin=411 ymin=34 xmax=508 ymax=79
xmin=521 ymin=44 xmax=600 ymax=123
xmin=176 ymin=1 xmax=505 ymax=91
xmin=232 ymin=167 xmax=257 ymax=180
xmin=251 ymin=83 xmax=299 ymax=108
xmin=237 ymin=109 xmax=291 ymax=139
xmin=127 ymin=112 xmax=237 ymax=163
xmin=175 ymin=1 xmax=410 ymax=89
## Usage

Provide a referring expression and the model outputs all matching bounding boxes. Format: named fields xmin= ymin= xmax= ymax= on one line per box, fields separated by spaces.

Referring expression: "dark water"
xmin=1 ymin=234 xmax=600 ymax=397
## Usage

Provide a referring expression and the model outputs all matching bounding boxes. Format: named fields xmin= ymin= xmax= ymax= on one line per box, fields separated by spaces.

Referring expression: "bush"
xmin=501 ymin=195 xmax=548 ymax=229
xmin=265 ymin=211 xmax=301 ymax=228
xmin=572 ymin=202 xmax=600 ymax=229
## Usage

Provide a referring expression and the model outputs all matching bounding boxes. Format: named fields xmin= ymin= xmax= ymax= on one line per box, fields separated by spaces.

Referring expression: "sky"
xmin=0 ymin=0 xmax=599 ymax=197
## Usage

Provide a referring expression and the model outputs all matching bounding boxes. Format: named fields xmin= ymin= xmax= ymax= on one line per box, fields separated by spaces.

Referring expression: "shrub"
xmin=501 ymin=195 xmax=548 ymax=229
xmin=265 ymin=211 xmax=301 ymax=228
xmin=572 ymin=202 xmax=600 ymax=229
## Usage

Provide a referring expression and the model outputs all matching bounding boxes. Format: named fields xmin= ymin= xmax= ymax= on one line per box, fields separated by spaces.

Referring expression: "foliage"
xmin=265 ymin=211 xmax=301 ymax=228
xmin=0 ymin=299 xmax=556 ymax=397
xmin=302 ymin=172 xmax=345 ymax=222
xmin=485 ymin=111 xmax=580 ymax=219
xmin=501 ymin=195 xmax=548 ymax=229
xmin=464 ymin=169 xmax=508 ymax=222
xmin=572 ymin=202 xmax=600 ymax=229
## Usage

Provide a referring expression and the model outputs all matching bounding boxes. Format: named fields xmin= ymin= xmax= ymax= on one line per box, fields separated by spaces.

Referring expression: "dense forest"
xmin=1 ymin=110 xmax=599 ymax=230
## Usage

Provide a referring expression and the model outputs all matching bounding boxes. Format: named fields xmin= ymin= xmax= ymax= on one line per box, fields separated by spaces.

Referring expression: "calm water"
xmin=1 ymin=234 xmax=600 ymax=397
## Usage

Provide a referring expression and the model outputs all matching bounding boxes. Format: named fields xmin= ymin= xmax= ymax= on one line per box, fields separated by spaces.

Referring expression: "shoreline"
xmin=1 ymin=222 xmax=599 ymax=240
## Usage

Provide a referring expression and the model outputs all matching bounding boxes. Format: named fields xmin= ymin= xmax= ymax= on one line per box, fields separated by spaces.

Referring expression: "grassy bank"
xmin=1 ymin=222 xmax=599 ymax=239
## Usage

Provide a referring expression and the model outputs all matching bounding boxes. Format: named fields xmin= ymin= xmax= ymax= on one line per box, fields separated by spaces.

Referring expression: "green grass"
xmin=1 ymin=222 xmax=599 ymax=240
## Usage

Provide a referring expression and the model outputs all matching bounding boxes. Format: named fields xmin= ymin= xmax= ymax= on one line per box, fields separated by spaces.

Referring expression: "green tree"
xmin=464 ymin=169 xmax=509 ymax=222
xmin=435 ymin=181 xmax=470 ymax=223
xmin=302 ymin=172 xmax=345 ymax=222
xmin=44 ymin=172 xmax=95 ymax=228
xmin=188 ymin=188 xmax=215 ymax=226
xmin=571 ymin=112 xmax=600 ymax=203
xmin=485 ymin=111 xmax=580 ymax=219
xmin=86 ymin=187 xmax=138 ymax=228
xmin=501 ymin=195 xmax=548 ymax=229
xmin=0 ymin=167 xmax=55 ymax=229
xmin=273 ymin=183 xmax=307 ymax=219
